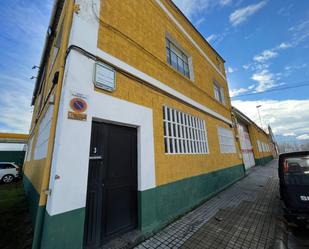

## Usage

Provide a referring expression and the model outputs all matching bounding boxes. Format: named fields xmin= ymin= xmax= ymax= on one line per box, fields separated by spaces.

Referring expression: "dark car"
xmin=278 ymin=151 xmax=309 ymax=225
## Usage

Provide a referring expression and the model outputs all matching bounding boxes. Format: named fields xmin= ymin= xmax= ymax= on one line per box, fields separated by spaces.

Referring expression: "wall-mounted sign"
xmin=70 ymin=98 xmax=87 ymax=113
xmin=68 ymin=92 xmax=88 ymax=121
xmin=93 ymin=62 xmax=116 ymax=92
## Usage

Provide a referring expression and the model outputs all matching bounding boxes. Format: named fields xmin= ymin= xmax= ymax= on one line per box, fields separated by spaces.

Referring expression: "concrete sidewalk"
xmin=135 ymin=160 xmax=281 ymax=249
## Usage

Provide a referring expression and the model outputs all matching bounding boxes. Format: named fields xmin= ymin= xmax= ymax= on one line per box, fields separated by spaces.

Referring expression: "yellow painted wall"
xmin=95 ymin=73 xmax=242 ymax=186
xmin=97 ymin=0 xmax=243 ymax=186
xmin=248 ymin=124 xmax=273 ymax=160
xmin=98 ymin=0 xmax=231 ymax=120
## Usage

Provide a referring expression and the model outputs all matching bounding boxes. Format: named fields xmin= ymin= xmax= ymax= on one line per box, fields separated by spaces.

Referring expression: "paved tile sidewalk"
xmin=135 ymin=160 xmax=280 ymax=249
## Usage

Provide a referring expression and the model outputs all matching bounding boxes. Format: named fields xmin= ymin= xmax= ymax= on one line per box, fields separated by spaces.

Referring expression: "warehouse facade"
xmin=22 ymin=1 xmax=270 ymax=248
xmin=233 ymin=107 xmax=275 ymax=170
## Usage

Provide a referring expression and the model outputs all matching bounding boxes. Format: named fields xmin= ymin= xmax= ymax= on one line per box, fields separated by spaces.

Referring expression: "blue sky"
xmin=0 ymin=0 xmax=308 ymax=148
xmin=0 ymin=0 xmax=52 ymax=149
xmin=174 ymin=0 xmax=309 ymax=143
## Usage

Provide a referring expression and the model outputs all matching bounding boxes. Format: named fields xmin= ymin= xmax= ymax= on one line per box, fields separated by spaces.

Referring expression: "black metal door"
xmin=84 ymin=122 xmax=138 ymax=248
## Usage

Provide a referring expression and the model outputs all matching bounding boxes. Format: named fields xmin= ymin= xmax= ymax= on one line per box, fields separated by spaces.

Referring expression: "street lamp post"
xmin=256 ymin=105 xmax=265 ymax=165
xmin=256 ymin=105 xmax=263 ymax=130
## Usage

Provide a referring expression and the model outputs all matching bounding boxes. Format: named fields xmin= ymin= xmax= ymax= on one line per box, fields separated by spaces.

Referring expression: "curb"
xmin=272 ymin=212 xmax=289 ymax=249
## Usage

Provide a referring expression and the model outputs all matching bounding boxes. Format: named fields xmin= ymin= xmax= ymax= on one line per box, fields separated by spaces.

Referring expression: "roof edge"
xmin=31 ymin=0 xmax=64 ymax=105
xmin=168 ymin=0 xmax=226 ymax=63
xmin=232 ymin=107 xmax=270 ymax=137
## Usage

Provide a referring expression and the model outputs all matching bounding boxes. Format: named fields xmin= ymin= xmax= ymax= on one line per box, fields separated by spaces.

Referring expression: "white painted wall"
xmin=46 ymin=0 xmax=234 ymax=216
xmin=46 ymin=0 xmax=156 ymax=216
xmin=34 ymin=105 xmax=54 ymax=160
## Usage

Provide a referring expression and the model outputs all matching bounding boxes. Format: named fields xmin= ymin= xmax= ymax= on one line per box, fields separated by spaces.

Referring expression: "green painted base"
xmin=33 ymin=164 xmax=245 ymax=249
xmin=23 ymin=175 xmax=40 ymax=224
xmin=138 ymin=164 xmax=245 ymax=233
xmin=255 ymin=156 xmax=273 ymax=166
xmin=40 ymin=208 xmax=85 ymax=249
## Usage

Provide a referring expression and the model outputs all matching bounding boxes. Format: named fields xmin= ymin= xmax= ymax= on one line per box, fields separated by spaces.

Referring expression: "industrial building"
xmin=22 ymin=1 xmax=276 ymax=248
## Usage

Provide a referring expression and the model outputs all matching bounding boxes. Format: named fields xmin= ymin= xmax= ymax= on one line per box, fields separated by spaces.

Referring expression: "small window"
xmin=0 ymin=164 xmax=15 ymax=169
xmin=163 ymin=106 xmax=208 ymax=154
xmin=214 ymin=82 xmax=225 ymax=105
xmin=257 ymin=140 xmax=262 ymax=152
xmin=217 ymin=127 xmax=236 ymax=153
xmin=166 ymin=38 xmax=190 ymax=78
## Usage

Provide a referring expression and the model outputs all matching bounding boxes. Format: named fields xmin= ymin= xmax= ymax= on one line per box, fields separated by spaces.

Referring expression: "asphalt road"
xmin=288 ymin=227 xmax=309 ymax=249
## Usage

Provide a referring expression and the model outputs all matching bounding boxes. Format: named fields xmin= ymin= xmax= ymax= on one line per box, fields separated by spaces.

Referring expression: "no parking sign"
xmin=68 ymin=92 xmax=88 ymax=121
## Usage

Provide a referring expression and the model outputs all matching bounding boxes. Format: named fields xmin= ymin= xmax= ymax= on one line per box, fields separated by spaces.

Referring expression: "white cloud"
xmin=229 ymin=1 xmax=267 ymax=26
xmin=195 ymin=17 xmax=205 ymax=26
xmin=0 ymin=75 xmax=33 ymax=133
xmin=0 ymin=0 xmax=51 ymax=136
xmin=206 ymin=34 xmax=217 ymax=42
xmin=253 ymin=50 xmax=278 ymax=62
xmin=296 ymin=134 xmax=309 ymax=141
xmin=283 ymin=132 xmax=296 ymax=137
xmin=229 ymin=88 xmax=248 ymax=97
xmin=288 ymin=19 xmax=309 ymax=46
xmin=173 ymin=0 xmax=233 ymax=19
xmin=243 ymin=64 xmax=250 ymax=70
xmin=278 ymin=42 xmax=292 ymax=49
xmin=219 ymin=0 xmax=232 ymax=6
xmin=172 ymin=0 xmax=212 ymax=19
xmin=242 ymin=40 xmax=295 ymax=94
xmin=232 ymin=100 xmax=309 ymax=138
xmin=227 ymin=67 xmax=236 ymax=73
xmin=251 ymin=69 xmax=278 ymax=92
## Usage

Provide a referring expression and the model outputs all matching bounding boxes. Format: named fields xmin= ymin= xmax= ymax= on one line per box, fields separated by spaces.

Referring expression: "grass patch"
xmin=0 ymin=180 xmax=33 ymax=249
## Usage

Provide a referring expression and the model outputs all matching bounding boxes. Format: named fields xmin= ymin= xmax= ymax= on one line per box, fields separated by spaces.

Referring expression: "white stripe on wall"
xmin=96 ymin=48 xmax=233 ymax=125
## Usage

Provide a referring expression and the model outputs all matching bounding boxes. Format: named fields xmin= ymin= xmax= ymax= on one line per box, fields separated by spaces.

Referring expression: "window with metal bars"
xmin=166 ymin=38 xmax=190 ymax=78
xmin=163 ymin=106 xmax=209 ymax=154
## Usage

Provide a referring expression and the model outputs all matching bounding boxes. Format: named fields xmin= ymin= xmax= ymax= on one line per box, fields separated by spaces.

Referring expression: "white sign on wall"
xmin=93 ymin=62 xmax=116 ymax=92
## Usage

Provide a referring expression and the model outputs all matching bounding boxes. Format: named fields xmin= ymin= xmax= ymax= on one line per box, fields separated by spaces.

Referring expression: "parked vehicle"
xmin=278 ymin=151 xmax=309 ymax=226
xmin=0 ymin=162 xmax=20 ymax=183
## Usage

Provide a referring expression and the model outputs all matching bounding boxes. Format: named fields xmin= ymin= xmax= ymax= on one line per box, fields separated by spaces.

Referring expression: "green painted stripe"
xmin=34 ymin=164 xmax=244 ymax=249
xmin=40 ymin=208 xmax=85 ymax=249
xmin=255 ymin=156 xmax=273 ymax=166
xmin=23 ymin=175 xmax=40 ymax=224
xmin=138 ymin=164 xmax=245 ymax=233
xmin=32 ymin=205 xmax=46 ymax=249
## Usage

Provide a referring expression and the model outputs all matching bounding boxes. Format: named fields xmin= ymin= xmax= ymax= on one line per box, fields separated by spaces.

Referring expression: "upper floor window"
xmin=213 ymin=82 xmax=225 ymax=105
xmin=163 ymin=106 xmax=209 ymax=154
xmin=166 ymin=38 xmax=190 ymax=78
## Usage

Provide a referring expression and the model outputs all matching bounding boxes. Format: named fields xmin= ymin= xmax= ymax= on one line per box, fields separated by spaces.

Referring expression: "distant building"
xmin=23 ymin=1 xmax=275 ymax=249
xmin=233 ymin=107 xmax=276 ymax=170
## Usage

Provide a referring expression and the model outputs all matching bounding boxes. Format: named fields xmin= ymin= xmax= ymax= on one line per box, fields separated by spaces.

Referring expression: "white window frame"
xmin=217 ymin=126 xmax=237 ymax=154
xmin=213 ymin=81 xmax=225 ymax=105
xmin=166 ymin=35 xmax=193 ymax=80
xmin=257 ymin=140 xmax=261 ymax=152
xmin=163 ymin=106 xmax=209 ymax=155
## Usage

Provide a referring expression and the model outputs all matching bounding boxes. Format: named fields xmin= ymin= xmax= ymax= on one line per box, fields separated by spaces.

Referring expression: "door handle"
xmin=89 ymin=156 xmax=103 ymax=160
